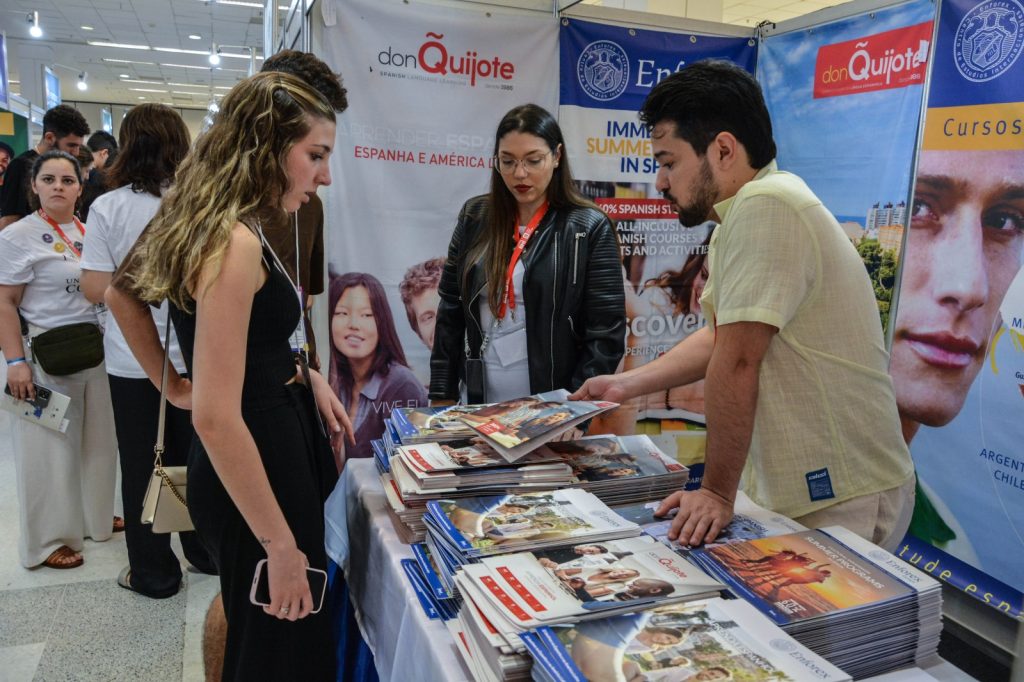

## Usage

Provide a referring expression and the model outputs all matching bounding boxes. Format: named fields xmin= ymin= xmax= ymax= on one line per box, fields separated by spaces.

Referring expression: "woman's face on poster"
xmin=690 ymin=260 xmax=709 ymax=313
xmin=331 ymin=285 xmax=379 ymax=361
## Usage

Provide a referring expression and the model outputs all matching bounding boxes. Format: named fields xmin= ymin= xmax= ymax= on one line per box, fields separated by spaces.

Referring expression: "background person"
xmin=111 ymin=72 xmax=352 ymax=680
xmin=0 ymin=105 xmax=89 ymax=230
xmin=328 ymin=271 xmax=427 ymax=461
xmin=0 ymin=141 xmax=15 ymax=186
xmin=0 ymin=151 xmax=118 ymax=569
xmin=80 ymin=103 xmax=216 ymax=598
xmin=79 ymin=130 xmax=118 ymax=222
xmin=429 ymin=103 xmax=625 ymax=406
xmin=573 ymin=61 xmax=914 ymax=551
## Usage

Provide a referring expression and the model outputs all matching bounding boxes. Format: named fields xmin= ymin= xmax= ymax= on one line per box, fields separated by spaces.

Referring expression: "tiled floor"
xmin=0 ymin=412 xmax=219 ymax=682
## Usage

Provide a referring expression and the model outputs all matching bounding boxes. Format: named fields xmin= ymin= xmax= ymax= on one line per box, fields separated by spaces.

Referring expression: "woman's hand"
xmin=6 ymin=362 xmax=35 ymax=402
xmin=264 ymin=542 xmax=314 ymax=621
xmin=308 ymin=369 xmax=355 ymax=454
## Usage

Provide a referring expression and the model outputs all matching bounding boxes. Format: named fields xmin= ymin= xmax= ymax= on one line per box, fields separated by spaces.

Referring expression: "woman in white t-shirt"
xmin=0 ymin=150 xmax=118 ymax=569
xmin=80 ymin=104 xmax=215 ymax=598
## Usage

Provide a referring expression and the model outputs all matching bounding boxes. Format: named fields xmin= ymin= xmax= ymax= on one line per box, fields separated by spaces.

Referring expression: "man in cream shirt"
xmin=574 ymin=60 xmax=914 ymax=552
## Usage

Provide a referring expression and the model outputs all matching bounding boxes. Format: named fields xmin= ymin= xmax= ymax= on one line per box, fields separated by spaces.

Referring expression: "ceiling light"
xmin=88 ymin=40 xmax=150 ymax=50
xmin=121 ymin=78 xmax=165 ymax=85
xmin=102 ymin=58 xmax=156 ymax=65
xmin=216 ymin=0 xmax=263 ymax=7
xmin=188 ymin=34 xmax=202 ymax=40
xmin=162 ymin=62 xmax=215 ymax=70
xmin=155 ymin=47 xmax=209 ymax=56
xmin=119 ymin=73 xmax=130 ymax=78
xmin=171 ymin=90 xmax=206 ymax=95
xmin=81 ymin=25 xmax=94 ymax=31
xmin=28 ymin=11 xmax=42 ymax=38
xmin=137 ymin=96 xmax=146 ymax=99
xmin=77 ymin=72 xmax=88 ymax=91
xmin=129 ymin=87 xmax=168 ymax=93
xmin=208 ymin=43 xmax=221 ymax=66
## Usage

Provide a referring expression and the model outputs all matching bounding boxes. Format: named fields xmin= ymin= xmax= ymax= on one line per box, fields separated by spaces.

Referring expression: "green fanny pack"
xmin=31 ymin=322 xmax=104 ymax=376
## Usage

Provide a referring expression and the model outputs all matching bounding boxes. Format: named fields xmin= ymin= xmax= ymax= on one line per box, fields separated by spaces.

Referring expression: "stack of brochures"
xmin=382 ymin=434 xmax=688 ymax=543
xmin=688 ymin=526 xmax=943 ymax=679
xmin=452 ymin=536 xmax=723 ymax=681
xmin=522 ymin=597 xmax=851 ymax=682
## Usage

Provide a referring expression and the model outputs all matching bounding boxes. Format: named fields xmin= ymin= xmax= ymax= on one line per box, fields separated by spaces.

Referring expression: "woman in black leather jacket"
xmin=430 ymin=104 xmax=625 ymax=404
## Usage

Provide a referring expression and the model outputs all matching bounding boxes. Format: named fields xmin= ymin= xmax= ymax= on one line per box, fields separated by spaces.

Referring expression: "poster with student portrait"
xmin=320 ymin=0 xmax=557 ymax=454
xmin=893 ymin=0 xmax=1024 ymax=617
xmin=757 ymin=0 xmax=936 ymax=335
xmin=558 ymin=17 xmax=757 ymax=431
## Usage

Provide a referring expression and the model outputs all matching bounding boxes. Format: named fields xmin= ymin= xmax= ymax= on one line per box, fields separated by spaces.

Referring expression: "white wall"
xmin=60 ymin=100 xmax=209 ymax=143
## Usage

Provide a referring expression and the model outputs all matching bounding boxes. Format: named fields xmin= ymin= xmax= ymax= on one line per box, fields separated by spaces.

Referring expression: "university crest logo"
xmin=954 ymin=0 xmax=1024 ymax=82
xmin=577 ymin=40 xmax=629 ymax=101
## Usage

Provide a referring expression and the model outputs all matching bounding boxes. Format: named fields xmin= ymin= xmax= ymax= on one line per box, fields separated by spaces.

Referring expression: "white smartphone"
xmin=249 ymin=558 xmax=328 ymax=615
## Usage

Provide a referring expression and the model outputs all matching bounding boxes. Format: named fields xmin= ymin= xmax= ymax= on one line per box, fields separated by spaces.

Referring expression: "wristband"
xmin=6 ymin=357 xmax=26 ymax=366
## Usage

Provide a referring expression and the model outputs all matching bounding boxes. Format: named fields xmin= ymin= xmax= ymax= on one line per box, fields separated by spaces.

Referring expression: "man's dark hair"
xmin=87 ymin=130 xmax=118 ymax=152
xmin=0 ymin=141 xmax=13 ymax=160
xmin=639 ymin=59 xmax=776 ymax=168
xmin=261 ymin=50 xmax=348 ymax=113
xmin=42 ymin=104 xmax=90 ymax=139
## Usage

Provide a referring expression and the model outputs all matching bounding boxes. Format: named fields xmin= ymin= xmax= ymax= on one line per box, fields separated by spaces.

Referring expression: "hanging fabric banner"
xmin=559 ymin=17 xmax=756 ymax=443
xmin=892 ymin=0 xmax=1024 ymax=617
xmin=320 ymin=0 xmax=557 ymax=457
xmin=758 ymin=0 xmax=935 ymax=335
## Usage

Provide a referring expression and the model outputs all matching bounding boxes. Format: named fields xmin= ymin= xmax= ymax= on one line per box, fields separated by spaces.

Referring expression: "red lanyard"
xmin=498 ymin=201 xmax=548 ymax=320
xmin=37 ymin=209 xmax=85 ymax=258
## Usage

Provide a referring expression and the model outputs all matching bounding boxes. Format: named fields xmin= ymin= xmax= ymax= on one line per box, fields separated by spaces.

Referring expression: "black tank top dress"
xmin=171 ymin=243 xmax=338 ymax=681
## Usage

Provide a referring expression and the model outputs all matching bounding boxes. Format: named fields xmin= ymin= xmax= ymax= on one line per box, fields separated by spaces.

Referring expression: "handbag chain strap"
xmin=153 ymin=314 xmax=172 ymax=470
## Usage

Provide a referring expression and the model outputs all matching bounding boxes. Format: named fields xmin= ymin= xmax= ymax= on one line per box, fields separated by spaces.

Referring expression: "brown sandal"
xmin=43 ymin=545 xmax=83 ymax=569
xmin=112 ymin=516 xmax=125 ymax=533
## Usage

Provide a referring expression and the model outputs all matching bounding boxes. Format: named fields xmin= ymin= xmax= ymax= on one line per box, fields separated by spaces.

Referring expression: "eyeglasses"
xmin=493 ymin=151 xmax=552 ymax=175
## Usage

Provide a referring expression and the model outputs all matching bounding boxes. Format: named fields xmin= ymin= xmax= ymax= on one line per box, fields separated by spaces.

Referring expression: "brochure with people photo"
xmin=396 ymin=438 xmax=562 ymax=473
xmin=427 ymin=489 xmax=640 ymax=558
xmin=391 ymin=403 xmax=491 ymax=443
xmin=458 ymin=392 xmax=619 ymax=462
xmin=524 ymin=597 xmax=851 ymax=682
xmin=456 ymin=536 xmax=722 ymax=635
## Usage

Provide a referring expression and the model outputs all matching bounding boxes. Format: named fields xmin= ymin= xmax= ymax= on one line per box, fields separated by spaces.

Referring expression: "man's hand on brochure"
xmin=569 ymin=374 xmax=631 ymax=404
xmin=656 ymin=487 xmax=734 ymax=547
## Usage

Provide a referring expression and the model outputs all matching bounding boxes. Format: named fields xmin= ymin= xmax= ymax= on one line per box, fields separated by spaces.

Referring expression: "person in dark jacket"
xmin=430 ymin=103 xmax=625 ymax=404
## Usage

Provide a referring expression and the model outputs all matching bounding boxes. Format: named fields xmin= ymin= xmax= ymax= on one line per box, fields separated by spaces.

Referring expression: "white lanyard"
xmin=254 ymin=219 xmax=307 ymax=355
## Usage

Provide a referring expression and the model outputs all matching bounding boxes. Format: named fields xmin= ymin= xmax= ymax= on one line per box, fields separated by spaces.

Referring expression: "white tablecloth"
xmin=326 ymin=459 xmax=470 ymax=682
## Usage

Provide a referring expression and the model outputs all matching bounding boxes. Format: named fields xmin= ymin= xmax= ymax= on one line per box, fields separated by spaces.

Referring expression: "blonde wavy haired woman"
xmin=109 ymin=71 xmax=353 ymax=680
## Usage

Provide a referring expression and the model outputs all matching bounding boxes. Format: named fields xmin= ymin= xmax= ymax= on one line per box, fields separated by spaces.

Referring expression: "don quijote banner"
xmin=321 ymin=0 xmax=557 ymax=459
xmin=814 ymin=21 xmax=933 ymax=98
xmin=559 ymin=17 xmax=755 ymax=473
xmin=895 ymin=0 xmax=1024 ymax=618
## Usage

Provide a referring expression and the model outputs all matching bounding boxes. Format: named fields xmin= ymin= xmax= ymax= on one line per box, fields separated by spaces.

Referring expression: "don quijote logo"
xmin=814 ymin=21 xmax=933 ymax=99
xmin=577 ymin=40 xmax=630 ymax=101
xmin=954 ymin=0 xmax=1024 ymax=82
xmin=377 ymin=32 xmax=515 ymax=87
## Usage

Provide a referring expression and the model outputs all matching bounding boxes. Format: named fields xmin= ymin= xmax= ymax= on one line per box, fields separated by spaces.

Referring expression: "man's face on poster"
xmin=890 ymin=149 xmax=1024 ymax=430
xmin=410 ymin=287 xmax=440 ymax=350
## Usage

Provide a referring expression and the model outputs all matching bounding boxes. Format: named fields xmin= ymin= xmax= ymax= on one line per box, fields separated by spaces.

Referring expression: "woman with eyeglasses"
xmin=429 ymin=103 xmax=625 ymax=405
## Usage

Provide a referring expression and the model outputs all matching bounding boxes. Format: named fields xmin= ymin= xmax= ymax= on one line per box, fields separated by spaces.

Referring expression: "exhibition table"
xmin=325 ymin=459 xmax=975 ymax=682
xmin=326 ymin=459 xmax=471 ymax=682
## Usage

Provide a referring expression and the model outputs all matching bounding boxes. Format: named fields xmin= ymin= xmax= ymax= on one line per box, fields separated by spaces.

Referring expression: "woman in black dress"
xmin=112 ymin=71 xmax=352 ymax=680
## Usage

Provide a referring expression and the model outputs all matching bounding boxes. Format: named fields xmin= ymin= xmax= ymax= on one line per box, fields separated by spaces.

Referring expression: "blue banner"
xmin=559 ymin=19 xmax=756 ymax=112
xmin=757 ymin=0 xmax=935 ymax=333
xmin=896 ymin=0 xmax=1024 ymax=617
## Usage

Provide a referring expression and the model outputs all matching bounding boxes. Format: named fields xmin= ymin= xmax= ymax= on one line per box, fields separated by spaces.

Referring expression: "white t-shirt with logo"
xmin=80 ymin=186 xmax=187 ymax=379
xmin=0 ymin=211 xmax=98 ymax=329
